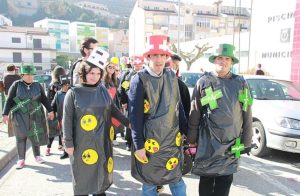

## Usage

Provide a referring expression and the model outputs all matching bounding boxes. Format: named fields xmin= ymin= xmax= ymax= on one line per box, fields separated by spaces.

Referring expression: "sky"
xmin=182 ymin=0 xmax=251 ymax=8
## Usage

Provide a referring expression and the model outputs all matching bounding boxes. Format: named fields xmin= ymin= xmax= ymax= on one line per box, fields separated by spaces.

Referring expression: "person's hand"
xmin=2 ymin=115 xmax=9 ymax=125
xmin=134 ymin=148 xmax=148 ymax=164
xmin=57 ymin=121 xmax=62 ymax=130
xmin=189 ymin=143 xmax=197 ymax=147
xmin=65 ymin=147 xmax=74 ymax=155
xmin=128 ymin=123 xmax=131 ymax=129
xmin=48 ymin=111 xmax=54 ymax=120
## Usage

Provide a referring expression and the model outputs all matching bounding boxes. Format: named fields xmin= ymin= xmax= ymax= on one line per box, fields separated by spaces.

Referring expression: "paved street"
xmin=0 ymin=136 xmax=299 ymax=196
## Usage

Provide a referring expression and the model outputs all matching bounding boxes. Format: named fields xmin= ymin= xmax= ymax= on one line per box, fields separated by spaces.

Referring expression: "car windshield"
xmin=247 ymin=79 xmax=300 ymax=100
xmin=180 ymin=72 xmax=202 ymax=87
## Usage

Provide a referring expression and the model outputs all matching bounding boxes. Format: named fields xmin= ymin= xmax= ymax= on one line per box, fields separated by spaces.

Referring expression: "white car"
xmin=180 ymin=71 xmax=203 ymax=97
xmin=245 ymin=75 xmax=300 ymax=157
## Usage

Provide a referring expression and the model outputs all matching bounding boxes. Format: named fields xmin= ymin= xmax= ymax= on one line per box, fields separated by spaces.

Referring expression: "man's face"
xmin=148 ymin=54 xmax=168 ymax=74
xmin=84 ymin=42 xmax=99 ymax=58
xmin=214 ymin=56 xmax=233 ymax=75
xmin=133 ymin=63 xmax=143 ymax=71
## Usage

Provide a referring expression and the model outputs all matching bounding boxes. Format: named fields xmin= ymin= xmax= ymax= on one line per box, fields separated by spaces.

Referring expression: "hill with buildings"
xmin=0 ymin=0 xmax=136 ymax=28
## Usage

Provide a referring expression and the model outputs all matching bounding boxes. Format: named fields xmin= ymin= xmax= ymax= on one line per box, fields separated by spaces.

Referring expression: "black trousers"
xmin=47 ymin=135 xmax=62 ymax=148
xmin=199 ymin=174 xmax=233 ymax=196
xmin=125 ymin=127 xmax=132 ymax=146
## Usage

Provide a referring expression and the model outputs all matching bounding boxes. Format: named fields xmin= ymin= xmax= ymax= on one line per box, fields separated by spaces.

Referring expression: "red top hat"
xmin=144 ymin=35 xmax=173 ymax=57
xmin=132 ymin=56 xmax=144 ymax=65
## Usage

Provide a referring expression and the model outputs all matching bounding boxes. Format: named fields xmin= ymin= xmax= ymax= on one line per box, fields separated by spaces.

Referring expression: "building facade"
xmin=69 ymin=22 xmax=96 ymax=52
xmin=129 ymin=0 xmax=250 ymax=56
xmin=34 ymin=18 xmax=70 ymax=52
xmin=0 ymin=26 xmax=56 ymax=74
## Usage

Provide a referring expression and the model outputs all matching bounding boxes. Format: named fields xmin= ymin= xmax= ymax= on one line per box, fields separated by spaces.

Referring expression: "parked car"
xmin=180 ymin=71 xmax=203 ymax=97
xmin=33 ymin=74 xmax=52 ymax=90
xmin=244 ymin=75 xmax=300 ymax=156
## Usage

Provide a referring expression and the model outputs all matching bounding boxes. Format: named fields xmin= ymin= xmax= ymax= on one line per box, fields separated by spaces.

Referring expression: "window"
xmin=33 ymin=53 xmax=42 ymax=63
xmin=12 ymin=37 xmax=21 ymax=43
xmin=33 ymin=39 xmax=42 ymax=49
xmin=13 ymin=52 xmax=22 ymax=63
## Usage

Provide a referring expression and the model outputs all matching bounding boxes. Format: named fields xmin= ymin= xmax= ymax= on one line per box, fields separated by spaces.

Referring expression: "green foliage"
xmin=56 ymin=55 xmax=71 ymax=69
xmin=8 ymin=0 xmax=115 ymax=28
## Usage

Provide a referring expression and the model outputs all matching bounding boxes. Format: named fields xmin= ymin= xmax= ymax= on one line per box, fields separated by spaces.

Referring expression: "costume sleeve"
xmin=241 ymin=82 xmax=253 ymax=148
xmin=63 ymin=90 xmax=75 ymax=148
xmin=111 ymin=103 xmax=129 ymax=126
xmin=187 ymin=80 xmax=203 ymax=144
xmin=128 ymin=75 xmax=145 ymax=150
xmin=118 ymin=71 xmax=129 ymax=105
xmin=51 ymin=92 xmax=58 ymax=113
xmin=2 ymin=81 xmax=18 ymax=115
xmin=39 ymin=83 xmax=53 ymax=112
xmin=179 ymin=101 xmax=188 ymax=136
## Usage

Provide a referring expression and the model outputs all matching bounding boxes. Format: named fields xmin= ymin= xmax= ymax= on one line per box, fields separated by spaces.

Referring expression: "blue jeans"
xmin=142 ymin=179 xmax=186 ymax=196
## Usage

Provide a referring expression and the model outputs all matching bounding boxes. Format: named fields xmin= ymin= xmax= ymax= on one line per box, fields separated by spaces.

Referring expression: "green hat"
xmin=20 ymin=65 xmax=37 ymax=75
xmin=209 ymin=44 xmax=239 ymax=65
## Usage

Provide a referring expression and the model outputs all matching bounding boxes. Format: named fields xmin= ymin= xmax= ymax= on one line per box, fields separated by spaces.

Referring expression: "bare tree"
xmin=171 ymin=43 xmax=212 ymax=70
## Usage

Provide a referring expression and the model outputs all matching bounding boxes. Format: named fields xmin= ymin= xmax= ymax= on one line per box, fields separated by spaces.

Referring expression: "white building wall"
xmin=0 ymin=31 xmax=56 ymax=73
xmin=249 ymin=0 xmax=296 ymax=80
xmin=129 ymin=1 xmax=146 ymax=56
xmin=180 ymin=32 xmax=250 ymax=73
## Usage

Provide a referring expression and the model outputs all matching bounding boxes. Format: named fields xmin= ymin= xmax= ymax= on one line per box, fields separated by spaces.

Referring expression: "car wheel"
xmin=251 ymin=121 xmax=270 ymax=157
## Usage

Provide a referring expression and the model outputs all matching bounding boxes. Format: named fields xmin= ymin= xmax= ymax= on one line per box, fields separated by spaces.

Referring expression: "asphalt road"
xmin=0 ymin=137 xmax=299 ymax=196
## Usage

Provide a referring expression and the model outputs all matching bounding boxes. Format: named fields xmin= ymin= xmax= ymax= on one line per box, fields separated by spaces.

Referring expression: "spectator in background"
xmin=255 ymin=63 xmax=265 ymax=75
xmin=45 ymin=66 xmax=66 ymax=156
xmin=71 ymin=37 xmax=99 ymax=85
xmin=3 ymin=64 xmax=21 ymax=95
xmin=165 ymin=54 xmax=190 ymax=119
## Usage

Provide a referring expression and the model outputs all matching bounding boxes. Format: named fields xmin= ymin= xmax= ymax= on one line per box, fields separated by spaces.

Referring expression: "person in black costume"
xmin=188 ymin=44 xmax=253 ymax=196
xmin=63 ymin=47 xmax=129 ymax=196
xmin=2 ymin=65 xmax=54 ymax=169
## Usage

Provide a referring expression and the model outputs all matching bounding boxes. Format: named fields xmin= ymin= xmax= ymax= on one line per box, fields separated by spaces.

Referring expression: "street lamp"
xmin=177 ymin=0 xmax=180 ymax=54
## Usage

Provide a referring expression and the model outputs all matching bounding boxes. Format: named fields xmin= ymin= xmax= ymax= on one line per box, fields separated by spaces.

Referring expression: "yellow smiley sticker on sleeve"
xmin=121 ymin=81 xmax=130 ymax=90
xmin=107 ymin=157 xmax=114 ymax=173
xmin=109 ymin=126 xmax=114 ymax=142
xmin=144 ymin=99 xmax=150 ymax=113
xmin=144 ymin=139 xmax=160 ymax=153
xmin=166 ymin=157 xmax=179 ymax=171
xmin=176 ymin=132 xmax=181 ymax=147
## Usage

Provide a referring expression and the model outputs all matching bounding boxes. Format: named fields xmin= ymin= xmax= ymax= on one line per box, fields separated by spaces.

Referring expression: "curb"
xmin=0 ymin=123 xmax=17 ymax=171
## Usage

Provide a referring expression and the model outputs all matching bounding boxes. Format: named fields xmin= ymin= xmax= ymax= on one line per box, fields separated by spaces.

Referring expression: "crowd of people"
xmin=1 ymin=35 xmax=254 ymax=196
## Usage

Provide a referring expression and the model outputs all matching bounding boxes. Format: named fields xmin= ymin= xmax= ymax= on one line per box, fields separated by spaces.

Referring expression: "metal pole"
xmin=177 ymin=0 xmax=180 ymax=53
xmin=238 ymin=0 xmax=241 ymax=73
xmin=233 ymin=0 xmax=237 ymax=45
xmin=247 ymin=0 xmax=254 ymax=72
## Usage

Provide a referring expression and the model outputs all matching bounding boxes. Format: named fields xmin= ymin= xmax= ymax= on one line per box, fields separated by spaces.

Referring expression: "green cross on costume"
xmin=200 ymin=86 xmax=223 ymax=110
xmin=30 ymin=101 xmax=42 ymax=117
xmin=11 ymin=98 xmax=31 ymax=113
xmin=231 ymin=137 xmax=245 ymax=158
xmin=239 ymin=87 xmax=253 ymax=112
xmin=28 ymin=122 xmax=44 ymax=143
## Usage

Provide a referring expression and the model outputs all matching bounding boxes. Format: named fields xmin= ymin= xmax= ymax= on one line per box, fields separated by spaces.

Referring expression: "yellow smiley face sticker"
xmin=107 ymin=157 xmax=114 ymax=173
xmin=80 ymin=114 xmax=97 ymax=131
xmin=166 ymin=157 xmax=179 ymax=171
xmin=144 ymin=99 xmax=150 ymax=113
xmin=82 ymin=149 xmax=98 ymax=165
xmin=121 ymin=81 xmax=130 ymax=90
xmin=109 ymin=126 xmax=114 ymax=142
xmin=176 ymin=132 xmax=181 ymax=147
xmin=144 ymin=139 xmax=160 ymax=153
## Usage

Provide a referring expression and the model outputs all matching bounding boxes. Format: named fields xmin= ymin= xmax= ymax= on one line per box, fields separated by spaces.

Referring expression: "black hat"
xmin=59 ymin=75 xmax=71 ymax=85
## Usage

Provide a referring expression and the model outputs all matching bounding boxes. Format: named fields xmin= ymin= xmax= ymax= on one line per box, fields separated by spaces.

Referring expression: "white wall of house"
xmin=34 ymin=18 xmax=71 ymax=52
xmin=0 ymin=30 xmax=56 ymax=74
xmin=129 ymin=1 xmax=146 ymax=56
xmin=249 ymin=0 xmax=295 ymax=80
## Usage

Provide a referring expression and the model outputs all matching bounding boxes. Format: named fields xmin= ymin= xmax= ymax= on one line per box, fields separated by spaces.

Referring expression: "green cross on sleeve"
xmin=231 ymin=137 xmax=245 ymax=158
xmin=30 ymin=101 xmax=43 ymax=117
xmin=11 ymin=98 xmax=31 ymax=113
xmin=200 ymin=86 xmax=223 ymax=110
xmin=239 ymin=87 xmax=253 ymax=112
xmin=28 ymin=122 xmax=44 ymax=143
